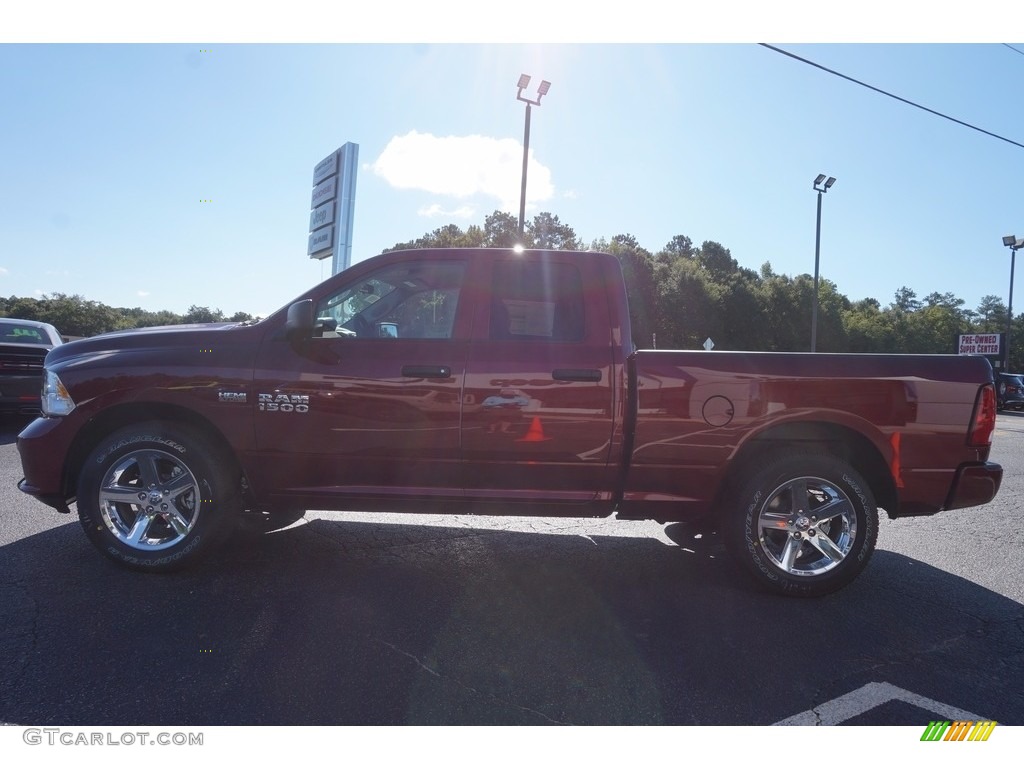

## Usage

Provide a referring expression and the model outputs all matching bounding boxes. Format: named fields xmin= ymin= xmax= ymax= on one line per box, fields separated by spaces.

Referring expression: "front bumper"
xmin=16 ymin=415 xmax=78 ymax=512
xmin=17 ymin=477 xmax=73 ymax=513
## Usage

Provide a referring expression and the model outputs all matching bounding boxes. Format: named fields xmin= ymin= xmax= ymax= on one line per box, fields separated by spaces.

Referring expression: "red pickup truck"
xmin=16 ymin=248 xmax=1002 ymax=596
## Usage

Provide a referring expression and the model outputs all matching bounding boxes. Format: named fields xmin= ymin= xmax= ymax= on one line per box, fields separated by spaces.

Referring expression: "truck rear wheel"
xmin=76 ymin=423 xmax=238 ymax=571
xmin=723 ymin=453 xmax=878 ymax=597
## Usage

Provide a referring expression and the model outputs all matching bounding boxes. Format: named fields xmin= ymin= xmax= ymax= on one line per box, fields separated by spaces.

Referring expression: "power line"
xmin=1004 ymin=43 xmax=1024 ymax=57
xmin=759 ymin=43 xmax=1024 ymax=151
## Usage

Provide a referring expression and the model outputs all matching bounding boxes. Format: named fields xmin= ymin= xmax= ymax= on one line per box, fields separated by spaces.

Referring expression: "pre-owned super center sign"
xmin=958 ymin=334 xmax=1001 ymax=355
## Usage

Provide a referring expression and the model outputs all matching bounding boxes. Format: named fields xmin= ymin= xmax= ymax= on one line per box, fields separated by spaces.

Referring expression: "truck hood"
xmin=43 ymin=322 xmax=247 ymax=365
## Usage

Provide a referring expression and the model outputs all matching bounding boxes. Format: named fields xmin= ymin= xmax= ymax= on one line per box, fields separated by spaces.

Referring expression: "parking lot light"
xmin=516 ymin=74 xmax=552 ymax=238
xmin=811 ymin=174 xmax=837 ymax=352
xmin=1002 ymin=235 xmax=1023 ymax=370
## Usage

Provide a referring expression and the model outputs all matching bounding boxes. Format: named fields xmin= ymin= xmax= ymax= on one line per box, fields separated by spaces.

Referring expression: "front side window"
xmin=315 ymin=260 xmax=466 ymax=340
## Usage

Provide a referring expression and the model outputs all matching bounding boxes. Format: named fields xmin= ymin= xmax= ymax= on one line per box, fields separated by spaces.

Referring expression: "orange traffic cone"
xmin=516 ymin=416 xmax=551 ymax=442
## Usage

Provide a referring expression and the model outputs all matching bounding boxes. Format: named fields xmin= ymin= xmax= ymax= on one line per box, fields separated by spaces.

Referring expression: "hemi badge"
xmin=218 ymin=392 xmax=247 ymax=403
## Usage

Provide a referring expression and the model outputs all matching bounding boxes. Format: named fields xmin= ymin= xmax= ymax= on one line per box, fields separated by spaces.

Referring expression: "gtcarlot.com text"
xmin=23 ymin=728 xmax=203 ymax=746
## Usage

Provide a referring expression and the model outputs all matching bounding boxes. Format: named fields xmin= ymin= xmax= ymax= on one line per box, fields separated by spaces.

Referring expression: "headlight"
xmin=41 ymin=370 xmax=76 ymax=416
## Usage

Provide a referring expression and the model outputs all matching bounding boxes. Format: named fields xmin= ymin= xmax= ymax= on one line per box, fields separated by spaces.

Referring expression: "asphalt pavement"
xmin=1 ymin=413 xmax=1021 ymax=725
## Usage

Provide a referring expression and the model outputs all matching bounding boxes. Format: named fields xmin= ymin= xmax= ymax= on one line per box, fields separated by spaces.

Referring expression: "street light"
xmin=1002 ymin=235 xmax=1024 ymax=371
xmin=810 ymin=174 xmax=837 ymax=352
xmin=515 ymin=74 xmax=551 ymax=238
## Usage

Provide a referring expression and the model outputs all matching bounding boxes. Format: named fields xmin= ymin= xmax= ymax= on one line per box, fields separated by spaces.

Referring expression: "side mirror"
xmin=285 ymin=299 xmax=315 ymax=344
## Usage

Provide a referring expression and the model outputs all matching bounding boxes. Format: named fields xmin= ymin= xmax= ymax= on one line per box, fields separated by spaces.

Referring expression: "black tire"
xmin=76 ymin=422 xmax=239 ymax=572
xmin=723 ymin=453 xmax=878 ymax=597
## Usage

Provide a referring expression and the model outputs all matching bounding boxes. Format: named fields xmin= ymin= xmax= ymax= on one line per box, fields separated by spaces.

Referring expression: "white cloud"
xmin=0 ymin=267 xmax=8 ymax=275
xmin=373 ymin=131 xmax=554 ymax=210
xmin=417 ymin=203 xmax=475 ymax=219
xmin=137 ymin=290 xmax=151 ymax=297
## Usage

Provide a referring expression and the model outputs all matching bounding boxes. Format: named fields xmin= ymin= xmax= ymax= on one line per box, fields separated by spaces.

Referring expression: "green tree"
xmin=385 ymin=222 xmax=481 ymax=252
xmin=696 ymin=240 xmax=738 ymax=280
xmin=29 ymin=293 xmax=129 ymax=337
xmin=362 ymin=210 xmax=1005 ymax=358
xmin=653 ymin=253 xmax=719 ymax=349
xmin=1 ymin=296 xmax=42 ymax=322
xmin=658 ymin=235 xmax=695 ymax=264
xmin=893 ymin=286 xmax=922 ymax=312
xmin=119 ymin=307 xmax=183 ymax=328
xmin=483 ymin=210 xmax=520 ymax=247
xmin=606 ymin=234 xmax=658 ymax=348
xmin=182 ymin=305 xmax=224 ymax=323
xmin=843 ymin=298 xmax=893 ymax=353
xmin=527 ymin=212 xmax=580 ymax=250
xmin=975 ymin=295 xmax=1007 ymax=332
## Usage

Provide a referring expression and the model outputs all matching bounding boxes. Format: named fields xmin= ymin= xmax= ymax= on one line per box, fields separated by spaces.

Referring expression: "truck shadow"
xmin=0 ymin=513 xmax=1020 ymax=726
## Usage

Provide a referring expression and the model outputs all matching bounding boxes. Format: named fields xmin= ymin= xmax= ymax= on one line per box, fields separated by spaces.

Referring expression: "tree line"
xmin=0 ymin=293 xmax=254 ymax=339
xmin=3 ymin=209 xmax=1019 ymax=370
xmin=386 ymin=210 xmax=1022 ymax=369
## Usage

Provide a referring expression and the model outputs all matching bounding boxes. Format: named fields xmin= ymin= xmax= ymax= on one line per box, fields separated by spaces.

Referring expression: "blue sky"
xmin=3 ymin=6 xmax=1024 ymax=321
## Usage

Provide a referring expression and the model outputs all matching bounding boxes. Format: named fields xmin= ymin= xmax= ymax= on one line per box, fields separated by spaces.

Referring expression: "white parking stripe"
xmin=774 ymin=681 xmax=985 ymax=725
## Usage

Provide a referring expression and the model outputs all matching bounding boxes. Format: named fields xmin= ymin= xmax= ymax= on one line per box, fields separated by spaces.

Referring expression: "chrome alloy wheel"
xmin=97 ymin=448 xmax=202 ymax=551
xmin=756 ymin=475 xmax=857 ymax=577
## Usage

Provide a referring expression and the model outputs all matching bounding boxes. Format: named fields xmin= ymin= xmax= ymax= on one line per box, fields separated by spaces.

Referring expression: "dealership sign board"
xmin=312 ymin=151 xmax=339 ymax=186
xmin=957 ymin=334 xmax=1001 ymax=355
xmin=307 ymin=143 xmax=359 ymax=274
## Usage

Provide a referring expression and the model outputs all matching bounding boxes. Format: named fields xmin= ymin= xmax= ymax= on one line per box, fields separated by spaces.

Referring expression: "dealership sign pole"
xmin=308 ymin=143 xmax=359 ymax=275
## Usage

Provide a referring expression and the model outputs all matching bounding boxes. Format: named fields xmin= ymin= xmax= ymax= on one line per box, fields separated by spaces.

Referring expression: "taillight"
xmin=969 ymin=384 xmax=996 ymax=447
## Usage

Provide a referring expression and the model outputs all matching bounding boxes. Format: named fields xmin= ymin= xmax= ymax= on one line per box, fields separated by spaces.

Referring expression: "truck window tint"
xmin=315 ymin=261 xmax=466 ymax=339
xmin=2 ymin=326 xmax=45 ymax=342
xmin=490 ymin=261 xmax=585 ymax=342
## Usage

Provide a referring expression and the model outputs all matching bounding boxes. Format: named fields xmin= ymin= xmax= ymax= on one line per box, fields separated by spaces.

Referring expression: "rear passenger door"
xmin=461 ymin=255 xmax=617 ymax=504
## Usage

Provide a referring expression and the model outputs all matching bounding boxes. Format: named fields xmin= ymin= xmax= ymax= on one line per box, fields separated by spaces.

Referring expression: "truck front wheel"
xmin=724 ymin=454 xmax=879 ymax=597
xmin=76 ymin=423 xmax=238 ymax=571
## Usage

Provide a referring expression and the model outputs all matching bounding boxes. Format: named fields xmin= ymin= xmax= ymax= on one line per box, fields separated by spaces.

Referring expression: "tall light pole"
xmin=811 ymin=173 xmax=836 ymax=352
xmin=515 ymin=74 xmax=551 ymax=238
xmin=1002 ymin=235 xmax=1024 ymax=370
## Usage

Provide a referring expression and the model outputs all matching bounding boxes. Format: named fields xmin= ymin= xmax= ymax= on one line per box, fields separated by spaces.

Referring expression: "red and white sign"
xmin=958 ymin=334 xmax=1001 ymax=355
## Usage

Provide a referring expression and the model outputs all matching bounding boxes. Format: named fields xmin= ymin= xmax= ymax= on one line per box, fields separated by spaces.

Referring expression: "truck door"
xmin=461 ymin=255 xmax=617 ymax=505
xmin=250 ymin=256 xmax=470 ymax=504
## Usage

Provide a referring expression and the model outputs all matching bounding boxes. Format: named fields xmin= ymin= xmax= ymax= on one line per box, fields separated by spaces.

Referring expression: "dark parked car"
xmin=0 ymin=318 xmax=63 ymax=416
xmin=996 ymin=372 xmax=1024 ymax=411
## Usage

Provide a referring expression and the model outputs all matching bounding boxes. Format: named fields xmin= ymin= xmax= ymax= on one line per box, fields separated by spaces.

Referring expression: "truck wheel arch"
xmin=63 ymin=403 xmax=245 ymax=503
xmin=719 ymin=420 xmax=898 ymax=520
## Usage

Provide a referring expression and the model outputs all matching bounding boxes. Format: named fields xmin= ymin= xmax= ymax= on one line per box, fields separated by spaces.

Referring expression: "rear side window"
xmin=490 ymin=261 xmax=585 ymax=342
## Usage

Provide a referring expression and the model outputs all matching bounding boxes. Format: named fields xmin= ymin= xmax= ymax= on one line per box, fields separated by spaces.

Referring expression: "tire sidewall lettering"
xmin=95 ymin=434 xmax=186 ymax=465
xmin=78 ymin=423 xmax=235 ymax=572
xmin=725 ymin=454 xmax=879 ymax=597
